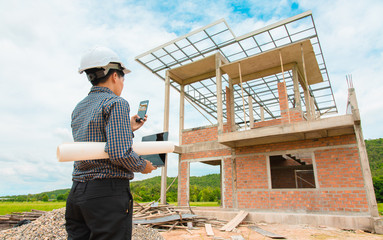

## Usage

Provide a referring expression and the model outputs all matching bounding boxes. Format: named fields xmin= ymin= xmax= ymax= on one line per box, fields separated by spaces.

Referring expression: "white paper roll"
xmin=57 ymin=141 xmax=175 ymax=162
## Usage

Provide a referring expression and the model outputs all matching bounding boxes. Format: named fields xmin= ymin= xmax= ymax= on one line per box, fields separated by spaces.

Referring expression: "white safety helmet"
xmin=78 ymin=46 xmax=131 ymax=81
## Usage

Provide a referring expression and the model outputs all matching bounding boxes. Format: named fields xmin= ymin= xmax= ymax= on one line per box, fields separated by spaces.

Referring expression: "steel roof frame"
xmin=135 ymin=11 xmax=337 ymax=127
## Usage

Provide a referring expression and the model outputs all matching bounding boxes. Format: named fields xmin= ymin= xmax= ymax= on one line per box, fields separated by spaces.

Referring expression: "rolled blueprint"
xmin=57 ymin=141 xmax=175 ymax=162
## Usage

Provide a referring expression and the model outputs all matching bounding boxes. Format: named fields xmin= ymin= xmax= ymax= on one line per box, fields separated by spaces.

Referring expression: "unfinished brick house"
xmin=136 ymin=11 xmax=382 ymax=232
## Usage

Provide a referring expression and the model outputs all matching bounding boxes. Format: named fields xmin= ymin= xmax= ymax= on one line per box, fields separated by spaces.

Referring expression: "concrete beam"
xmin=180 ymin=141 xmax=230 ymax=154
xmin=218 ymin=115 xmax=355 ymax=147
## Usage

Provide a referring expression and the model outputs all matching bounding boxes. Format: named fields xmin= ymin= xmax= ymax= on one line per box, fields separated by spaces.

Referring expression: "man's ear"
xmin=111 ymin=72 xmax=119 ymax=83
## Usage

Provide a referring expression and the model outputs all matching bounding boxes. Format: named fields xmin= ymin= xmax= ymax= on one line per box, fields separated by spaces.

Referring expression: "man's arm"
xmin=105 ymin=100 xmax=149 ymax=172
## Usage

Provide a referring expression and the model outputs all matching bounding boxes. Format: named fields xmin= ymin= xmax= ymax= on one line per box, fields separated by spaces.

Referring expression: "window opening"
xmin=189 ymin=161 xmax=222 ymax=206
xmin=270 ymin=153 xmax=316 ymax=189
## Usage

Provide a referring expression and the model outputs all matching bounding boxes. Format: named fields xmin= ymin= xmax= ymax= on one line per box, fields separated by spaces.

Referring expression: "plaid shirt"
xmin=71 ymin=86 xmax=146 ymax=182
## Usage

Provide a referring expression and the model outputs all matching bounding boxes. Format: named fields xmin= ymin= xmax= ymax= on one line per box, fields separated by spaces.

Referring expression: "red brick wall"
xmin=253 ymin=119 xmax=282 ymax=128
xmin=237 ymin=190 xmax=368 ymax=212
xmin=182 ymin=126 xmax=218 ymax=145
xmin=252 ymin=82 xmax=303 ymax=128
xmin=278 ymin=81 xmax=289 ymax=111
xmin=232 ymin=134 xmax=368 ymax=213
xmin=315 ymin=147 xmax=364 ymax=188
xmin=179 ymin=117 xmax=369 ymax=213
xmin=236 ymin=155 xmax=268 ymax=189
xmin=287 ymin=108 xmax=304 ymax=123
xmin=223 ymin=157 xmax=234 ymax=208
xmin=181 ymin=149 xmax=231 ymax=161
xmin=178 ymin=161 xmax=189 ymax=206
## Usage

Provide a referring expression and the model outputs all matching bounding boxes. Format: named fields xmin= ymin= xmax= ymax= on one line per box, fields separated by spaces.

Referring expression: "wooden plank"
xmin=205 ymin=223 xmax=215 ymax=236
xmin=187 ymin=222 xmax=193 ymax=230
xmin=231 ymin=236 xmax=245 ymax=240
xmin=133 ymin=214 xmax=196 ymax=225
xmin=220 ymin=210 xmax=248 ymax=232
xmin=249 ymin=225 xmax=286 ymax=239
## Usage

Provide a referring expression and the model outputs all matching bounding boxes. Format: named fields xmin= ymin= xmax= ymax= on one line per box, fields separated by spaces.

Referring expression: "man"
xmin=65 ymin=46 xmax=156 ymax=239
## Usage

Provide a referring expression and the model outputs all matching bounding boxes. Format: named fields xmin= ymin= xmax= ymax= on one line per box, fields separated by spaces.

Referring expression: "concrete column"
xmin=231 ymin=148 xmax=238 ymax=208
xmin=349 ymin=88 xmax=379 ymax=218
xmin=300 ymin=44 xmax=313 ymax=120
xmin=228 ymin=78 xmax=235 ymax=131
xmin=303 ymin=89 xmax=312 ymax=120
xmin=260 ymin=106 xmax=264 ymax=121
xmin=225 ymin=87 xmax=232 ymax=132
xmin=248 ymin=95 xmax=254 ymax=128
xmin=179 ymin=85 xmax=185 ymax=143
xmin=177 ymin=155 xmax=182 ymax=206
xmin=177 ymin=84 xmax=185 ymax=206
xmin=216 ymin=55 xmax=223 ymax=134
xmin=292 ymin=64 xmax=302 ymax=110
xmin=310 ymin=96 xmax=316 ymax=119
xmin=160 ymin=71 xmax=170 ymax=204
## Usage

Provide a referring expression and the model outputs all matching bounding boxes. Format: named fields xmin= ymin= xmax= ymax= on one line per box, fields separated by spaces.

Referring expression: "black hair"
xmin=85 ymin=68 xmax=125 ymax=86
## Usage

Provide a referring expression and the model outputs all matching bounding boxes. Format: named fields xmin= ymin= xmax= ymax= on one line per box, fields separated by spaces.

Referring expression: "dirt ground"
xmin=160 ymin=223 xmax=383 ymax=240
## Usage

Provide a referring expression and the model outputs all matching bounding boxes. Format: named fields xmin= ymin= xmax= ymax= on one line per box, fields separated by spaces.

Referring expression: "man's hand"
xmin=131 ymin=114 xmax=147 ymax=132
xmin=141 ymin=160 xmax=157 ymax=174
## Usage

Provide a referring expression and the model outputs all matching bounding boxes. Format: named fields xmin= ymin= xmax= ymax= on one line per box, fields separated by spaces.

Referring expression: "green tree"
xmin=373 ymin=176 xmax=383 ymax=203
xmin=15 ymin=196 xmax=27 ymax=202
xmin=56 ymin=194 xmax=66 ymax=201
xmin=199 ymin=188 xmax=211 ymax=202
xmin=367 ymin=138 xmax=383 ymax=178
xmin=42 ymin=194 xmax=49 ymax=202
xmin=212 ymin=187 xmax=221 ymax=201
xmin=190 ymin=185 xmax=199 ymax=202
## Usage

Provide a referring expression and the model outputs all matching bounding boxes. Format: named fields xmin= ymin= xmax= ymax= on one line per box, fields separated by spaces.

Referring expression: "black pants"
xmin=65 ymin=179 xmax=133 ymax=240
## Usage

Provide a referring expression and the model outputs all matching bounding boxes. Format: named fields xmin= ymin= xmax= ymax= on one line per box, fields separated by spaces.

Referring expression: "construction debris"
xmin=220 ymin=210 xmax=248 ymax=232
xmin=205 ymin=223 xmax=215 ymax=236
xmin=133 ymin=201 xmax=230 ymax=232
xmin=0 ymin=208 xmax=164 ymax=240
xmin=249 ymin=225 xmax=286 ymax=239
xmin=134 ymin=213 xmax=197 ymax=225
xmin=230 ymin=236 xmax=245 ymax=240
xmin=0 ymin=209 xmax=46 ymax=231
xmin=0 ymin=202 xmax=252 ymax=239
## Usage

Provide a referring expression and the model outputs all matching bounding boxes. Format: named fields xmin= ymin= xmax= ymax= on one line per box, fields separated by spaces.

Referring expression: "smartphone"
xmin=136 ymin=100 xmax=149 ymax=122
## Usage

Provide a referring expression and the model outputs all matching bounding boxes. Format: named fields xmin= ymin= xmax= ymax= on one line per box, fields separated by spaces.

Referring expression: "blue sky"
xmin=0 ymin=0 xmax=382 ymax=196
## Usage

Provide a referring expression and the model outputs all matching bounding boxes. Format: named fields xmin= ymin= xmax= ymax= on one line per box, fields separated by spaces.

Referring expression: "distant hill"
xmin=1 ymin=189 xmax=70 ymax=202
xmin=366 ymin=138 xmax=383 ymax=177
xmin=366 ymin=138 xmax=383 ymax=202
xmin=1 ymin=174 xmax=221 ymax=203
xmin=129 ymin=174 xmax=220 ymax=202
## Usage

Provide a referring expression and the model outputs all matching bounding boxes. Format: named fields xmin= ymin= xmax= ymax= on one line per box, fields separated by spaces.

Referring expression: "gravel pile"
xmin=0 ymin=208 xmax=164 ymax=240
xmin=0 ymin=208 xmax=66 ymax=240
xmin=132 ymin=226 xmax=164 ymax=240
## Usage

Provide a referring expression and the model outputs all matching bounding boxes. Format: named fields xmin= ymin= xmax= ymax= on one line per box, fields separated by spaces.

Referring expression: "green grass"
xmin=378 ymin=203 xmax=383 ymax=215
xmin=0 ymin=201 xmax=219 ymax=216
xmin=166 ymin=202 xmax=220 ymax=207
xmin=0 ymin=201 xmax=66 ymax=215
xmin=189 ymin=202 xmax=220 ymax=207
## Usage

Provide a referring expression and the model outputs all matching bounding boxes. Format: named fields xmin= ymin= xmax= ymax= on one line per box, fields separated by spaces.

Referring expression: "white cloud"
xmin=299 ymin=0 xmax=383 ymax=138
